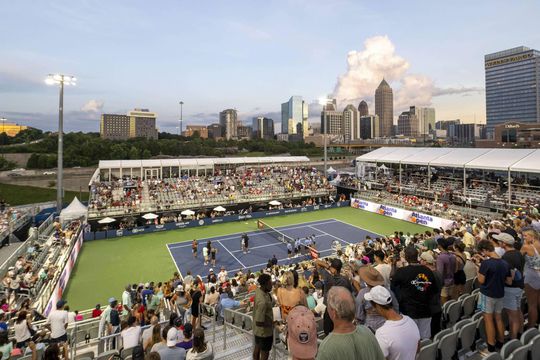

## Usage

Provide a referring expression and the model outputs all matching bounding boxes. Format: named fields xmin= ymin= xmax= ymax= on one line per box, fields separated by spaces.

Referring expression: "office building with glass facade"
xmin=281 ymin=96 xmax=308 ymax=137
xmin=485 ymin=46 xmax=540 ymax=137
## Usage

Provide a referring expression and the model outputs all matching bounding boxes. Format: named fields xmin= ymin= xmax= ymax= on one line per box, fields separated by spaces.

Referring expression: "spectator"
xmin=186 ymin=328 xmax=213 ymax=360
xmin=144 ymin=323 xmax=162 ymax=351
xmin=287 ymin=305 xmax=317 ymax=360
xmin=521 ymin=229 xmax=540 ymax=329
xmin=142 ymin=315 xmax=159 ymax=347
xmin=0 ymin=313 xmax=7 ymax=332
xmin=419 ymin=251 xmax=443 ymax=337
xmin=436 ymin=237 xmax=456 ymax=304
xmin=391 ymin=247 xmax=439 ymax=339
xmin=497 ymin=233 xmax=525 ymax=339
xmin=366 ymin=286 xmax=420 ymax=360
xmin=190 ymin=279 xmax=203 ymax=328
xmin=475 ymin=240 xmax=512 ymax=352
xmin=121 ymin=316 xmax=141 ymax=349
xmin=157 ymin=327 xmax=186 ymax=360
xmin=451 ymin=241 xmax=468 ymax=298
xmin=373 ymin=250 xmax=391 ymax=288
xmin=177 ymin=323 xmax=193 ymax=350
xmin=277 ymin=271 xmax=307 ymax=319
xmin=13 ymin=311 xmax=31 ymax=348
xmin=316 ymin=286 xmax=384 ymax=360
xmin=47 ymin=300 xmax=69 ymax=344
xmin=99 ymin=297 xmax=121 ymax=336
xmin=0 ymin=331 xmax=12 ymax=360
xmin=150 ymin=325 xmax=170 ymax=353
xmin=304 ymin=287 xmax=316 ymax=310
xmin=314 ymin=258 xmax=352 ymax=335
xmin=220 ymin=290 xmax=241 ymax=318
xmin=356 ymin=266 xmax=398 ymax=332
xmin=204 ymin=287 xmax=219 ymax=306
xmin=92 ymin=304 xmax=102 ymax=318
xmin=74 ymin=311 xmax=83 ymax=322
xmin=253 ymin=273 xmax=274 ymax=360
xmin=123 ymin=285 xmax=133 ymax=312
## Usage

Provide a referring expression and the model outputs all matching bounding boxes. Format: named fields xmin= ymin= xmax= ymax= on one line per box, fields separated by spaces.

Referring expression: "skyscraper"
xmin=219 ymin=109 xmax=238 ymax=140
xmin=375 ymin=79 xmax=393 ymax=137
xmin=281 ymin=96 xmax=308 ymax=137
xmin=252 ymin=117 xmax=274 ymax=139
xmin=343 ymin=104 xmax=360 ymax=141
xmin=411 ymin=106 xmax=435 ymax=135
xmin=360 ymin=115 xmax=379 ymax=139
xmin=358 ymin=100 xmax=369 ymax=117
xmin=100 ymin=109 xmax=158 ymax=140
xmin=397 ymin=110 xmax=419 ymax=137
xmin=320 ymin=99 xmax=343 ymax=136
xmin=485 ymin=46 xmax=540 ymax=137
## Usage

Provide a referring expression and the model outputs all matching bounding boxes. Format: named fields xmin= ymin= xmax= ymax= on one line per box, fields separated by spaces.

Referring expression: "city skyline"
xmin=1 ymin=1 xmax=539 ymax=133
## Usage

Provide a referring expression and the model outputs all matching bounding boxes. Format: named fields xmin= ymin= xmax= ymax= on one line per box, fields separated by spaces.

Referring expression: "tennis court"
xmin=166 ymin=218 xmax=380 ymax=278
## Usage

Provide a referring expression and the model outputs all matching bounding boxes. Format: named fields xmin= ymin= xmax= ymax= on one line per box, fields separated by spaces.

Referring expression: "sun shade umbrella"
xmin=181 ymin=209 xmax=195 ymax=216
xmin=213 ymin=206 xmax=226 ymax=212
xmin=269 ymin=200 xmax=281 ymax=206
xmin=142 ymin=213 xmax=159 ymax=220
xmin=98 ymin=217 xmax=116 ymax=224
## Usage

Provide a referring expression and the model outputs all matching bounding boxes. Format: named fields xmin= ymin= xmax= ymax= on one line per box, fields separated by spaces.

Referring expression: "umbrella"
xmin=98 ymin=217 xmax=116 ymax=224
xmin=269 ymin=200 xmax=281 ymax=206
xmin=181 ymin=209 xmax=195 ymax=216
xmin=142 ymin=213 xmax=159 ymax=220
xmin=213 ymin=206 xmax=226 ymax=212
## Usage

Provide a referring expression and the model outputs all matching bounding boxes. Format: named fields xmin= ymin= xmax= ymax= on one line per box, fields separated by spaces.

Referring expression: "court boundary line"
xmin=217 ymin=239 xmax=247 ymax=269
xmin=307 ymin=225 xmax=353 ymax=245
xmin=167 ymin=219 xmax=339 ymax=249
xmin=166 ymin=243 xmax=183 ymax=280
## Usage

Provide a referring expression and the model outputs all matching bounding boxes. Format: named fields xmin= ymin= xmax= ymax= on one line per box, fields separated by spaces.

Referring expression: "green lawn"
xmin=63 ymin=207 xmax=427 ymax=310
xmin=0 ymin=183 xmax=89 ymax=206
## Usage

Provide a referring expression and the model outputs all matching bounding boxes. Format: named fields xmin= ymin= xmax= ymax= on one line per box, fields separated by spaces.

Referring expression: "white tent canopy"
xmin=356 ymin=147 xmax=540 ymax=174
xmin=327 ymin=166 xmax=337 ymax=173
xmin=60 ymin=197 xmax=88 ymax=223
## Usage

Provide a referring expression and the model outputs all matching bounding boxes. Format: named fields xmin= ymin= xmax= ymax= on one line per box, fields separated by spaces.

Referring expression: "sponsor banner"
xmin=86 ymin=201 xmax=350 ymax=241
xmin=350 ymin=198 xmax=453 ymax=229
xmin=45 ymin=230 xmax=84 ymax=316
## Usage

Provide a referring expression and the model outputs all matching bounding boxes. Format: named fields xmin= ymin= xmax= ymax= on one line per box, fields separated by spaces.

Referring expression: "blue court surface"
xmin=166 ymin=218 xmax=381 ymax=279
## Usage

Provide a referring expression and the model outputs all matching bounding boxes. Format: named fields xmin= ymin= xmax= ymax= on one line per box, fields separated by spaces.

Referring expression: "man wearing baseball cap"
xmin=157 ymin=327 xmax=186 ymax=360
xmin=366 ymin=286 xmax=420 ymax=360
xmin=287 ymin=306 xmax=317 ymax=360
xmin=496 ymin=232 xmax=525 ymax=340
xmin=47 ymin=300 xmax=69 ymax=344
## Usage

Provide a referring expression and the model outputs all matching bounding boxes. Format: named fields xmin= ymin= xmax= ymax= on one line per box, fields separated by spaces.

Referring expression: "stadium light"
xmin=45 ymin=74 xmax=77 ymax=213
xmin=0 ymin=117 xmax=6 ymax=134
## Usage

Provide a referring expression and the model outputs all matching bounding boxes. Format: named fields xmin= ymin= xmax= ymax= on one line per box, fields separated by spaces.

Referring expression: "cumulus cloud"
xmin=332 ymin=35 xmax=481 ymax=114
xmin=81 ymin=99 xmax=104 ymax=112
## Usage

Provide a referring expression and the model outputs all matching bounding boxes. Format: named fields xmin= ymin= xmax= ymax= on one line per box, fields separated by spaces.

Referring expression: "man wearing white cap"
xmin=157 ymin=327 xmax=186 ymax=360
xmin=366 ymin=286 xmax=420 ymax=360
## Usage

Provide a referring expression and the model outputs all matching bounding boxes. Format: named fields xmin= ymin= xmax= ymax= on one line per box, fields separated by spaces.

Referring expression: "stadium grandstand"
xmin=0 ymin=151 xmax=539 ymax=360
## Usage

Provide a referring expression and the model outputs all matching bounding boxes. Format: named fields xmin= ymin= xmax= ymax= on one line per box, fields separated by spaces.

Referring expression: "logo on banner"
xmin=212 ymin=219 xmax=223 ymax=223
xmin=198 ymin=220 xmax=205 ymax=226
xmin=116 ymin=230 xmax=124 ymax=237
xmin=301 ymin=207 xmax=308 ymax=212
xmin=378 ymin=205 xmax=397 ymax=216
xmin=410 ymin=212 xmax=433 ymax=226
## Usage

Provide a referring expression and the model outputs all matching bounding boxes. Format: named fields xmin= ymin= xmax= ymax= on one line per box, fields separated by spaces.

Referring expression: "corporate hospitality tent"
xmin=356 ymin=147 xmax=540 ymax=200
xmin=59 ymin=197 xmax=88 ymax=224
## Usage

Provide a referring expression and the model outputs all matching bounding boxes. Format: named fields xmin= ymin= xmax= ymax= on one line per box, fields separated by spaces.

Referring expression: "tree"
xmin=129 ymin=146 xmax=140 ymax=160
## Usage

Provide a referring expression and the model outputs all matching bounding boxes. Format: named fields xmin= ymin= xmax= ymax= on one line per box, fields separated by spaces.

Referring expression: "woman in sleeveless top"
xmin=520 ymin=229 xmax=540 ymax=328
xmin=276 ymin=271 xmax=307 ymax=319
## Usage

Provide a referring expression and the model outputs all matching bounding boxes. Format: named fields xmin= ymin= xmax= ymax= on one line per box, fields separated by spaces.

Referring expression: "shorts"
xmin=192 ymin=248 xmax=197 ymax=253
xmin=50 ymin=333 xmax=68 ymax=344
xmin=254 ymin=335 xmax=273 ymax=352
xmin=503 ymin=287 xmax=523 ymax=311
xmin=441 ymin=285 xmax=454 ymax=298
xmin=412 ymin=318 xmax=431 ymax=340
xmin=478 ymin=293 xmax=504 ymax=314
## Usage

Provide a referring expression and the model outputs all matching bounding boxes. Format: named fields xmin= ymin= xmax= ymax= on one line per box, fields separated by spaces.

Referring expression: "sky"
xmin=0 ymin=0 xmax=539 ymax=133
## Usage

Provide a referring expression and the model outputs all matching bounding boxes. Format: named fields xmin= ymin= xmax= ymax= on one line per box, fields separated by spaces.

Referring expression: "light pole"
xmin=0 ymin=117 xmax=6 ymax=134
xmin=319 ymin=98 xmax=329 ymax=177
xmin=179 ymin=101 xmax=184 ymax=136
xmin=45 ymin=74 xmax=77 ymax=213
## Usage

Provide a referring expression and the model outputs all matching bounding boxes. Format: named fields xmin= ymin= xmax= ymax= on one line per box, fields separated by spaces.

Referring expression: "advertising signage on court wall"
xmin=350 ymin=197 xmax=454 ymax=229
xmin=85 ymin=201 xmax=350 ymax=241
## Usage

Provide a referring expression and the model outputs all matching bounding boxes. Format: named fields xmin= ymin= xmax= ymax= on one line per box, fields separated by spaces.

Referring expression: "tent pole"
xmin=399 ymin=163 xmax=402 ymax=189
xmin=508 ymin=169 xmax=511 ymax=205
xmin=463 ymin=167 xmax=466 ymax=196
xmin=428 ymin=166 xmax=431 ymax=190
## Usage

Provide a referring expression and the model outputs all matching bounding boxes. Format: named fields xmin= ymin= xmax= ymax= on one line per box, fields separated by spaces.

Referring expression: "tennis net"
xmin=257 ymin=220 xmax=294 ymax=245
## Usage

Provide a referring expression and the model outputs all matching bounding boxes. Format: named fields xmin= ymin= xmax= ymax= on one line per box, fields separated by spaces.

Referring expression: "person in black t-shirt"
xmin=496 ymin=233 xmax=525 ymax=339
xmin=391 ymin=246 xmax=439 ymax=340
xmin=190 ymin=278 xmax=203 ymax=329
xmin=314 ymin=258 xmax=352 ymax=335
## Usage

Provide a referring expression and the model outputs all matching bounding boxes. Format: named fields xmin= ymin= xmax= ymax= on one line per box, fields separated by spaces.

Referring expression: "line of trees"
xmin=0 ymin=132 xmax=323 ymax=169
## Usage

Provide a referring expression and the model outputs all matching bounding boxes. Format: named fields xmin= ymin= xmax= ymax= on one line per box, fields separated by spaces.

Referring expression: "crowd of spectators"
xmin=85 ymin=200 xmax=540 ymax=359
xmin=88 ymin=166 xmax=334 ymax=217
